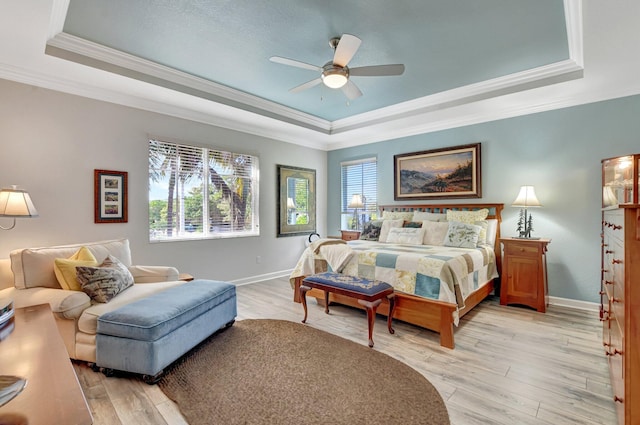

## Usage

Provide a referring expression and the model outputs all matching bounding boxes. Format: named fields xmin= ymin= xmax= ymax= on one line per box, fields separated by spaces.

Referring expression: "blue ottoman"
xmin=96 ymin=279 xmax=236 ymax=383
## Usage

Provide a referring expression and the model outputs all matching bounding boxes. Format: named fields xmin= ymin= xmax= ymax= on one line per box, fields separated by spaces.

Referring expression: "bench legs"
xmin=300 ymin=284 xmax=396 ymax=348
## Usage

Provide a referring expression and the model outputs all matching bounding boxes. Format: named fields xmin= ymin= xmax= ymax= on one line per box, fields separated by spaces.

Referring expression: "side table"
xmin=500 ymin=237 xmax=551 ymax=313
xmin=0 ymin=304 xmax=93 ymax=424
xmin=340 ymin=230 xmax=361 ymax=241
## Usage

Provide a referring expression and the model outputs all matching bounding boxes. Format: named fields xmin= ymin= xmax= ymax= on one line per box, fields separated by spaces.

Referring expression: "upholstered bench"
xmin=96 ymin=279 xmax=236 ymax=383
xmin=300 ymin=272 xmax=396 ymax=347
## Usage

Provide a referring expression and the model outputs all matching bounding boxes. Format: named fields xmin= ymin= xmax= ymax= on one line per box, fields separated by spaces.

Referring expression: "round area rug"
xmin=159 ymin=319 xmax=449 ymax=425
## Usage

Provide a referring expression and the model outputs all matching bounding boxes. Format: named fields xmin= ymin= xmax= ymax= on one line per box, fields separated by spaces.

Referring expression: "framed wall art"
xmin=94 ymin=169 xmax=128 ymax=223
xmin=394 ymin=143 xmax=481 ymax=200
xmin=277 ymin=164 xmax=316 ymax=237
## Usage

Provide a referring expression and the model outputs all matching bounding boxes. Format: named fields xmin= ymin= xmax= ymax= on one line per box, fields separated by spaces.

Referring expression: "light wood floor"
xmin=74 ymin=277 xmax=617 ymax=425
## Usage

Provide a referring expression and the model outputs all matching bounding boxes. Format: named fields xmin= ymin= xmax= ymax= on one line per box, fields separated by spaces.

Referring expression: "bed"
xmin=290 ymin=203 xmax=504 ymax=349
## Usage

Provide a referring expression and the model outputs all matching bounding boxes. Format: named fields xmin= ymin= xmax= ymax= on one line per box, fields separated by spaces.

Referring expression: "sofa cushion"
xmin=11 ymin=239 xmax=132 ymax=289
xmin=76 ymin=256 xmax=134 ymax=303
xmin=78 ymin=281 xmax=185 ymax=335
xmin=0 ymin=286 xmax=91 ymax=320
xmin=97 ymin=280 xmax=236 ymax=342
xmin=54 ymin=247 xmax=98 ymax=291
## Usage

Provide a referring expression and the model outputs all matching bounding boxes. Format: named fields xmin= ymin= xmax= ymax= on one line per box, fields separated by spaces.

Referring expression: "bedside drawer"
xmin=340 ymin=230 xmax=361 ymax=241
xmin=505 ymin=242 xmax=541 ymax=257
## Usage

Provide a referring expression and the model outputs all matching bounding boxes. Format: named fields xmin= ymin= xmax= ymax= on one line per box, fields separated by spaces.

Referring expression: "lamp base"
xmin=513 ymin=236 xmax=541 ymax=240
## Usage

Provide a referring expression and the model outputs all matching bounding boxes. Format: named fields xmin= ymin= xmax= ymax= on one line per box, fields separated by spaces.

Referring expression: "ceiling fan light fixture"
xmin=321 ymin=67 xmax=348 ymax=89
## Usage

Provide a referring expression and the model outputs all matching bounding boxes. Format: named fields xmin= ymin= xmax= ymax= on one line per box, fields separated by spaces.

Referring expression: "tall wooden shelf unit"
xmin=601 ymin=154 xmax=640 ymax=425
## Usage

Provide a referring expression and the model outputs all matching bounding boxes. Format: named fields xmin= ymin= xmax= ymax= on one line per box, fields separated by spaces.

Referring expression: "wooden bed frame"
xmin=292 ymin=203 xmax=504 ymax=349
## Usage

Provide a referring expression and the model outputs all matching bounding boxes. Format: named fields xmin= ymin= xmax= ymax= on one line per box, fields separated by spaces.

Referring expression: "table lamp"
xmin=512 ymin=185 xmax=541 ymax=239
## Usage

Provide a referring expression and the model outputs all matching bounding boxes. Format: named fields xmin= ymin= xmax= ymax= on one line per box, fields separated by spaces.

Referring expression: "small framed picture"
xmin=94 ymin=169 xmax=128 ymax=223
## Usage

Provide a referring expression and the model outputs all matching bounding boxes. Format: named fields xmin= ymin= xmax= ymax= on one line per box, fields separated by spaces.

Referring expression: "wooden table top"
xmin=0 ymin=304 xmax=92 ymax=425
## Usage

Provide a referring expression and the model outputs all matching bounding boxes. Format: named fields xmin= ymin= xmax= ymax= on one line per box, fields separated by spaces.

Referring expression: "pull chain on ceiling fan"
xmin=269 ymin=34 xmax=405 ymax=101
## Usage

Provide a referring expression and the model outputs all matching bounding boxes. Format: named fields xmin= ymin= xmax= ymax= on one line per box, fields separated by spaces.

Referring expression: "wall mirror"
xmin=277 ymin=165 xmax=316 ymax=237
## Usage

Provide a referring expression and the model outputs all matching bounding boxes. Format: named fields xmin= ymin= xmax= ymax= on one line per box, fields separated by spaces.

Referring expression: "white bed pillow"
xmin=422 ymin=221 xmax=450 ymax=246
xmin=485 ymin=218 xmax=498 ymax=247
xmin=443 ymin=221 xmax=482 ymax=248
xmin=379 ymin=219 xmax=404 ymax=242
xmin=413 ymin=211 xmax=447 ymax=222
xmin=386 ymin=228 xmax=425 ymax=245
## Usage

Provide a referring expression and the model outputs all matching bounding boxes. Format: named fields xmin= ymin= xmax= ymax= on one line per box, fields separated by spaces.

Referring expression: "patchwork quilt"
xmin=290 ymin=240 xmax=498 ymax=313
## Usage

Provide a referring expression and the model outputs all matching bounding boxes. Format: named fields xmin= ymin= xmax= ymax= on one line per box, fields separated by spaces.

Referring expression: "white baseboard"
xmin=548 ymin=296 xmax=599 ymax=312
xmin=231 ymin=269 xmax=293 ymax=286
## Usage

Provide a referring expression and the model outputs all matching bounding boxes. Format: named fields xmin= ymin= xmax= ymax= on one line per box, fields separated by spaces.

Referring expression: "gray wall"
xmin=0 ymin=79 xmax=327 ymax=283
xmin=328 ymin=95 xmax=640 ymax=303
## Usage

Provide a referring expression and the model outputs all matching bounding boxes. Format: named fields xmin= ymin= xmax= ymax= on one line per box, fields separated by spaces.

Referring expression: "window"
xmin=341 ymin=157 xmax=377 ymax=230
xmin=148 ymin=139 xmax=259 ymax=241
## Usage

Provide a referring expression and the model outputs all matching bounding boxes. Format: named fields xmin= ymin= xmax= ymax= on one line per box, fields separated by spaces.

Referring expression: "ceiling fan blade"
xmin=333 ymin=34 xmax=362 ymax=68
xmin=349 ymin=64 xmax=405 ymax=77
xmin=341 ymin=80 xmax=363 ymax=100
xmin=290 ymin=78 xmax=322 ymax=93
xmin=270 ymin=56 xmax=322 ymax=72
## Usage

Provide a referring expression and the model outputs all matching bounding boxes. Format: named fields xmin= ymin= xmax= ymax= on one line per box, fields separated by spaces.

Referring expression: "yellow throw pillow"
xmin=54 ymin=247 xmax=98 ymax=291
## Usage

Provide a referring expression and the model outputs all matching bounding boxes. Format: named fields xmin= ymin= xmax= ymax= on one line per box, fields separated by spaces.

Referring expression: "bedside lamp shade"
xmin=512 ymin=186 xmax=542 ymax=208
xmin=512 ymin=186 xmax=541 ymax=239
xmin=0 ymin=186 xmax=39 ymax=230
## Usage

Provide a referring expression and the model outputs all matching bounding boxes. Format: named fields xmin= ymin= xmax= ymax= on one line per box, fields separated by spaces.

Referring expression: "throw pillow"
xmin=379 ymin=219 xmax=404 ymax=243
xmin=381 ymin=211 xmax=414 ymax=221
xmin=412 ymin=211 xmax=447 ymax=222
xmin=402 ymin=221 xmax=423 ymax=228
xmin=421 ymin=221 xmax=450 ymax=246
xmin=76 ymin=255 xmax=134 ymax=303
xmin=444 ymin=221 xmax=482 ymax=249
xmin=475 ymin=220 xmax=489 ymax=245
xmin=386 ymin=227 xmax=425 ymax=245
xmin=446 ymin=209 xmax=489 ymax=243
xmin=54 ymin=247 xmax=99 ymax=291
xmin=359 ymin=220 xmax=384 ymax=241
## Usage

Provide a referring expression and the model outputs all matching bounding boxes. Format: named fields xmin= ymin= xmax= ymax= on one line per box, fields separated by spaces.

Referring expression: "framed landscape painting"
xmin=94 ymin=169 xmax=128 ymax=223
xmin=394 ymin=143 xmax=481 ymax=200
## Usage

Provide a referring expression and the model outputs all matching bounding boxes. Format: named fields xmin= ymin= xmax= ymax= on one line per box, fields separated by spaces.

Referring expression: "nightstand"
xmin=500 ymin=237 xmax=551 ymax=313
xmin=340 ymin=230 xmax=361 ymax=241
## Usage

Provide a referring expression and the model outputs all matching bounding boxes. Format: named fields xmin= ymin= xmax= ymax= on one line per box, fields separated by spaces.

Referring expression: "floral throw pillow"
xmin=359 ymin=220 xmax=384 ymax=241
xmin=443 ymin=221 xmax=482 ymax=248
xmin=76 ymin=255 xmax=134 ymax=303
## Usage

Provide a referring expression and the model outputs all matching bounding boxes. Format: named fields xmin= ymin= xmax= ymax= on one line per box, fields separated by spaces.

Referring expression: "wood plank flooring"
xmin=73 ymin=277 xmax=617 ymax=425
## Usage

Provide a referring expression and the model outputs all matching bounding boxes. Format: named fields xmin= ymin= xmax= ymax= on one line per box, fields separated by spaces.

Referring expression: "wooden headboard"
xmin=379 ymin=203 xmax=504 ymax=271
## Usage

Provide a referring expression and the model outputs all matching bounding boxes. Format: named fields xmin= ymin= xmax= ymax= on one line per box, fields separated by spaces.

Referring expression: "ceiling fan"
xmin=269 ymin=34 xmax=405 ymax=101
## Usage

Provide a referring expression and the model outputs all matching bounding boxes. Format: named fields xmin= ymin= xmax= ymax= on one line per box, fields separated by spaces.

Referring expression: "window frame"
xmin=148 ymin=139 xmax=259 ymax=242
xmin=340 ymin=157 xmax=378 ymax=230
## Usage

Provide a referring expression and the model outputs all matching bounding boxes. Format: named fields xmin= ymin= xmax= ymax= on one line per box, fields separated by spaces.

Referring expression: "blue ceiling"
xmin=59 ymin=0 xmax=569 ymax=122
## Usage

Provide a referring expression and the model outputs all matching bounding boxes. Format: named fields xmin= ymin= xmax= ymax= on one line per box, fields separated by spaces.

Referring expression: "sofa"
xmin=0 ymin=238 xmax=189 ymax=363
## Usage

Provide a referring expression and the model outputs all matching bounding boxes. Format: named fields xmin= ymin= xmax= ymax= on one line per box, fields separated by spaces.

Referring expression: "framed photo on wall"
xmin=94 ymin=169 xmax=128 ymax=223
xmin=394 ymin=143 xmax=481 ymax=200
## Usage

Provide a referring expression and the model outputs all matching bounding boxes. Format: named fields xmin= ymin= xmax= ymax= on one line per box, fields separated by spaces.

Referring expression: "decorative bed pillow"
xmin=413 ymin=211 xmax=447 ymax=222
xmin=444 ymin=221 xmax=482 ymax=248
xmin=422 ymin=221 xmax=450 ymax=246
xmin=379 ymin=219 xmax=404 ymax=242
xmin=382 ymin=211 xmax=414 ymax=221
xmin=54 ymin=246 xmax=99 ymax=291
xmin=385 ymin=227 xmax=425 ymax=245
xmin=446 ymin=209 xmax=489 ymax=243
xmin=475 ymin=220 xmax=489 ymax=245
xmin=402 ymin=221 xmax=423 ymax=228
xmin=76 ymin=255 xmax=134 ymax=303
xmin=359 ymin=220 xmax=383 ymax=241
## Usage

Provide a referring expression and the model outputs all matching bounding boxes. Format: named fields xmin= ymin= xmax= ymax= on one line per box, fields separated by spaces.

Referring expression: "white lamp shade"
xmin=511 ymin=186 xmax=542 ymax=208
xmin=347 ymin=194 xmax=364 ymax=209
xmin=0 ymin=188 xmax=39 ymax=217
xmin=286 ymin=197 xmax=296 ymax=209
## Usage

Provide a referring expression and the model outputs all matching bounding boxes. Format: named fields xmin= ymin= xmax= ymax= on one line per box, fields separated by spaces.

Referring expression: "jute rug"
xmin=158 ymin=319 xmax=449 ymax=425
